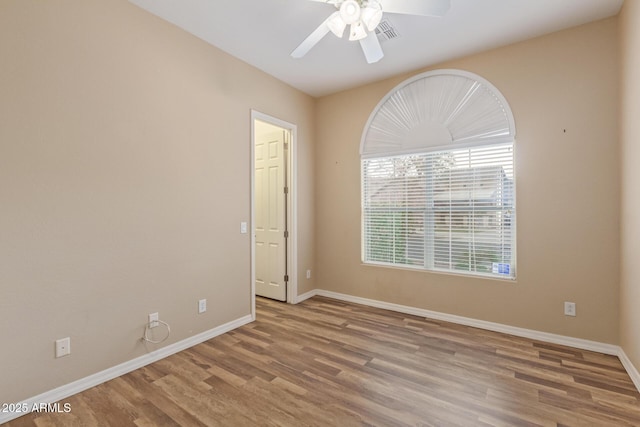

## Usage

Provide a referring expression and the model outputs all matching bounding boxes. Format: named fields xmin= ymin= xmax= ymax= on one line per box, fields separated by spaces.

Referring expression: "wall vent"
xmin=375 ymin=20 xmax=400 ymax=41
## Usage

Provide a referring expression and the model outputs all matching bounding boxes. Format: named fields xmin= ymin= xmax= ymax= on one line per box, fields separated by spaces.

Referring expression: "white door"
xmin=255 ymin=122 xmax=288 ymax=301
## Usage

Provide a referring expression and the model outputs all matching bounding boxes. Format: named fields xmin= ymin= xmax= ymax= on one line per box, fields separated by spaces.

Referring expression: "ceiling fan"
xmin=291 ymin=0 xmax=451 ymax=64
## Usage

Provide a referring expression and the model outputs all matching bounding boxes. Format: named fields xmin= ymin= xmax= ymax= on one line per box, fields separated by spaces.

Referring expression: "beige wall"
xmin=620 ymin=2 xmax=640 ymax=371
xmin=316 ymin=18 xmax=620 ymax=343
xmin=0 ymin=0 xmax=315 ymax=403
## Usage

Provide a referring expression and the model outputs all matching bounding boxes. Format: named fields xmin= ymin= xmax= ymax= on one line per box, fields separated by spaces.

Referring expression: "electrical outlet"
xmin=55 ymin=337 xmax=71 ymax=358
xmin=306 ymin=270 xmax=311 ymax=279
xmin=564 ymin=302 xmax=576 ymax=317
xmin=149 ymin=312 xmax=159 ymax=328
xmin=198 ymin=299 xmax=207 ymax=314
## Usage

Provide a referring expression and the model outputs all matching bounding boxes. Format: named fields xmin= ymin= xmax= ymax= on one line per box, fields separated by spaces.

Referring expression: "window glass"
xmin=362 ymin=143 xmax=515 ymax=279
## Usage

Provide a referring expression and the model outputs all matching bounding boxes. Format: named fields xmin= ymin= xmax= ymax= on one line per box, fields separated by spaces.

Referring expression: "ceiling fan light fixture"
xmin=292 ymin=0 xmax=451 ymax=63
xmin=340 ymin=0 xmax=361 ymax=25
xmin=349 ymin=21 xmax=367 ymax=41
xmin=327 ymin=11 xmax=346 ymax=37
xmin=361 ymin=1 xmax=383 ymax=31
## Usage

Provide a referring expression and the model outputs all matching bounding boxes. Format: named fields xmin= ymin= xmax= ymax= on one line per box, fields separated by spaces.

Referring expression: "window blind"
xmin=362 ymin=143 xmax=515 ymax=278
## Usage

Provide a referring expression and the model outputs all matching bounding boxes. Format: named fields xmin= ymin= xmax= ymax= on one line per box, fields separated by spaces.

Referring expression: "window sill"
xmin=361 ymin=261 xmax=517 ymax=283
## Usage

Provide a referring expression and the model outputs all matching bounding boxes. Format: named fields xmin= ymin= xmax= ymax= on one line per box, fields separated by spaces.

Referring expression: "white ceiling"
xmin=128 ymin=0 xmax=623 ymax=97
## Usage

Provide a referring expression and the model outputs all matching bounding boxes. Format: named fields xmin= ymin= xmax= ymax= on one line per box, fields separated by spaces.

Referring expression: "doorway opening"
xmin=251 ymin=111 xmax=297 ymax=317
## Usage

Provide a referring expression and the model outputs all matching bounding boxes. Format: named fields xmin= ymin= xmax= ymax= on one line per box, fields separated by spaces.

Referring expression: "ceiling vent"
xmin=375 ymin=20 xmax=400 ymax=42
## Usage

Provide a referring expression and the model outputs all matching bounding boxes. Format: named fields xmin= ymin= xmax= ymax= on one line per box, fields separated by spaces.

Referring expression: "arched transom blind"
xmin=361 ymin=69 xmax=515 ymax=158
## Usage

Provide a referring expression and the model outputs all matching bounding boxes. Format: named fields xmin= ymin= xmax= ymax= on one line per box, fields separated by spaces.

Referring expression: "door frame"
xmin=250 ymin=110 xmax=298 ymax=319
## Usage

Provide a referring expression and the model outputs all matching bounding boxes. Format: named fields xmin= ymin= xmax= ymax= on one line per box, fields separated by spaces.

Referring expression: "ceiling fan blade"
xmin=359 ymin=31 xmax=384 ymax=64
xmin=378 ymin=0 xmax=450 ymax=17
xmin=291 ymin=17 xmax=333 ymax=58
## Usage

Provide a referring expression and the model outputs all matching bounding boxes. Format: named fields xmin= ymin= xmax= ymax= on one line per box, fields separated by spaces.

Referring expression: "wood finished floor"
xmin=5 ymin=296 xmax=640 ymax=427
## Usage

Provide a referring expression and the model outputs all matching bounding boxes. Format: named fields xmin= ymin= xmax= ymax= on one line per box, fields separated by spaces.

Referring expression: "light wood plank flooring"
xmin=5 ymin=296 xmax=640 ymax=426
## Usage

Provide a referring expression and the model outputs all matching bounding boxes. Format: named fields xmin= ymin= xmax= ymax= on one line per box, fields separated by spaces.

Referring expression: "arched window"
xmin=361 ymin=69 xmax=516 ymax=279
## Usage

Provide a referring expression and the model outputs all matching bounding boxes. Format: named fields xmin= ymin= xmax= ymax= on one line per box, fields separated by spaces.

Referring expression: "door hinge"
xmin=284 ymin=230 xmax=289 ymax=238
xmin=284 ymin=186 xmax=289 ymax=194
xmin=284 ymin=274 xmax=289 ymax=282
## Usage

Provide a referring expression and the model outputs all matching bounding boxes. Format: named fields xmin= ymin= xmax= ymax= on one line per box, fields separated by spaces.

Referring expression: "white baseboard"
xmin=294 ymin=289 xmax=318 ymax=304
xmin=315 ymin=289 xmax=622 ymax=356
xmin=618 ymin=348 xmax=640 ymax=392
xmin=314 ymin=290 xmax=640 ymax=392
xmin=297 ymin=289 xmax=640 ymax=394
xmin=0 ymin=314 xmax=253 ymax=425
